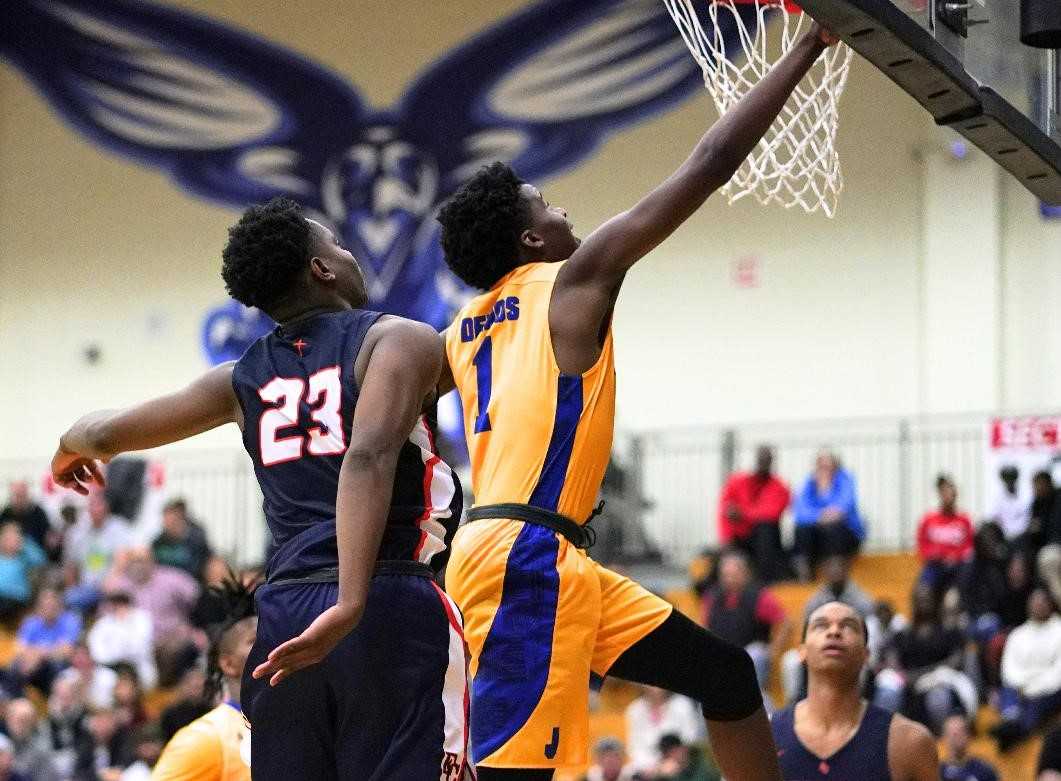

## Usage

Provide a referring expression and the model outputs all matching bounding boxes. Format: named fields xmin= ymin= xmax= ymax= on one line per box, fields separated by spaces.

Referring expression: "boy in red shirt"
xmin=717 ymin=446 xmax=791 ymax=582
xmin=917 ymin=475 xmax=974 ymax=599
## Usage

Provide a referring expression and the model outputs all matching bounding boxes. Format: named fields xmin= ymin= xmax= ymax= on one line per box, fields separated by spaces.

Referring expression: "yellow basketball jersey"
xmin=151 ymin=703 xmax=250 ymax=781
xmin=445 ymin=262 xmax=615 ymax=522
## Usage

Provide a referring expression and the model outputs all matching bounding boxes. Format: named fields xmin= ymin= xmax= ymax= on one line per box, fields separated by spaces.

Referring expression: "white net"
xmin=663 ymin=0 xmax=853 ymax=216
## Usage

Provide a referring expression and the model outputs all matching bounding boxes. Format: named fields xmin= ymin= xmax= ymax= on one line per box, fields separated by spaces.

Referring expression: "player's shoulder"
xmin=364 ymin=316 xmax=441 ymax=365
xmin=887 ymin=712 xmax=938 ymax=778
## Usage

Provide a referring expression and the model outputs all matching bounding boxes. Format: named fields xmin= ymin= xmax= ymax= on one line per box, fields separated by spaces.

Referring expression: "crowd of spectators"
xmin=0 ymin=480 xmax=245 ymax=781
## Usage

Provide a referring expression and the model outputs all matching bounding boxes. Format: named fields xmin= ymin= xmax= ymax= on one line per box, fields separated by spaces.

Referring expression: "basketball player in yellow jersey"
xmin=152 ymin=581 xmax=256 ymax=781
xmin=436 ymin=21 xmax=838 ymax=781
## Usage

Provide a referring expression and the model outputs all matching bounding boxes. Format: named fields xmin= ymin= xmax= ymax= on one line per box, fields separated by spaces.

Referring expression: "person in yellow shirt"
xmin=152 ymin=580 xmax=256 ymax=781
xmin=436 ymin=21 xmax=839 ymax=781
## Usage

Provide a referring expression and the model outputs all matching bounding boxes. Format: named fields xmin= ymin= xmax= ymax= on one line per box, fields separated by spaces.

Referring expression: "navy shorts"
xmin=242 ymin=572 xmax=470 ymax=780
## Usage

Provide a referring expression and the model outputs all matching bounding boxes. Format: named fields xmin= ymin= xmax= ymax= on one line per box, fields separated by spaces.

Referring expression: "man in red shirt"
xmin=718 ymin=445 xmax=791 ymax=582
xmin=703 ymin=548 xmax=792 ymax=705
xmin=917 ymin=475 xmax=974 ymax=600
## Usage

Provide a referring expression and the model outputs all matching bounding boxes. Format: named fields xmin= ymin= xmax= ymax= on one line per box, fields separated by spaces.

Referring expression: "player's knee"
xmin=699 ymin=639 xmax=762 ymax=722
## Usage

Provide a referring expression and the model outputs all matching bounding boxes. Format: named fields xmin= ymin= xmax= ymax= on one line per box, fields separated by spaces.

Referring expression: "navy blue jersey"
xmin=232 ymin=309 xmax=462 ymax=581
xmin=771 ymin=702 xmax=893 ymax=781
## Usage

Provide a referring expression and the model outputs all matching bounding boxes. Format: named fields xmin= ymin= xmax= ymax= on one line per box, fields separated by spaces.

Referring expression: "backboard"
xmin=797 ymin=0 xmax=1061 ymax=203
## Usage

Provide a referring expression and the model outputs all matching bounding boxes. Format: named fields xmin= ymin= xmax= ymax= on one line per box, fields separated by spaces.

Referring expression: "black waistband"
xmin=466 ymin=503 xmax=598 ymax=549
xmin=267 ymin=560 xmax=433 ymax=587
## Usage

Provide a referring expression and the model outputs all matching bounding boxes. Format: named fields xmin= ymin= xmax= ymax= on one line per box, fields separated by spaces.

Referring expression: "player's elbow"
xmin=703 ymin=640 xmax=763 ymax=722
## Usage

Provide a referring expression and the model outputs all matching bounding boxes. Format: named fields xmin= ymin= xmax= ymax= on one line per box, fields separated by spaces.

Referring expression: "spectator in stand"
xmin=1 ymin=482 xmax=59 ymax=562
xmin=116 ymin=725 xmax=163 ymax=781
xmin=65 ymin=641 xmax=118 ymax=711
xmin=701 ymin=548 xmax=791 ymax=698
xmin=111 ymin=664 xmax=147 ymax=732
xmin=957 ymin=524 xmax=1008 ymax=644
xmin=12 ymin=586 xmax=81 ymax=695
xmin=5 ymin=697 xmax=60 ymax=781
xmin=1040 ymin=725 xmax=1061 ymax=781
xmin=991 ymin=588 xmax=1061 ymax=751
xmin=916 ymin=475 xmax=974 ymax=602
xmin=0 ymin=736 xmax=29 ymax=781
xmin=939 ymin=713 xmax=998 ymax=781
xmin=151 ymin=500 xmax=212 ymax=582
xmin=999 ymin=552 xmax=1035 ymax=629
xmin=1035 ymin=471 xmax=1061 ymax=607
xmin=624 ymin=687 xmax=704 ymax=775
xmin=580 ymin=737 xmax=636 ymax=781
xmin=0 ymin=524 xmax=47 ymax=623
xmin=158 ymin=668 xmax=209 ymax=743
xmin=866 ymin=599 xmax=908 ymax=673
xmin=987 ymin=465 xmax=1030 ymax=545
xmin=86 ymin=589 xmax=156 ymax=690
xmin=1028 ymin=471 xmax=1058 ymax=551
xmin=874 ymin=585 xmax=976 ymax=734
xmin=64 ymin=495 xmax=134 ymax=612
xmin=780 ymin=555 xmax=877 ymax=704
xmin=792 ymin=449 xmax=865 ymax=581
xmin=73 ymin=705 xmax=133 ymax=781
xmin=653 ymin=733 xmax=719 ymax=781
xmin=45 ymin=673 xmax=88 ymax=779
xmin=105 ymin=547 xmax=200 ymax=686
xmin=716 ymin=445 xmax=791 ymax=582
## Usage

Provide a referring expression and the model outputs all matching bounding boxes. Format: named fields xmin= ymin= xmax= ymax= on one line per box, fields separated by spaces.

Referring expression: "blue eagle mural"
xmin=0 ymin=0 xmax=752 ymax=362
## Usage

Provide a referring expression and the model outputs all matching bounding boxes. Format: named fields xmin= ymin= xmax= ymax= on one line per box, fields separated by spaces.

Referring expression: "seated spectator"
xmin=580 ymin=737 xmax=636 ymax=781
xmin=86 ymin=589 xmax=156 ymax=690
xmin=64 ymin=494 xmax=134 ymax=612
xmin=4 ymin=697 xmax=60 ymax=781
xmin=999 ymin=552 xmax=1035 ymax=630
xmin=111 ymin=664 xmax=147 ymax=731
xmin=73 ymin=706 xmax=133 ymax=781
xmin=105 ymin=547 xmax=200 ymax=686
xmin=874 ymin=585 xmax=976 ymax=734
xmin=116 ymin=725 xmax=163 ymax=781
xmin=0 ymin=523 xmax=47 ymax=622
xmin=625 ymin=687 xmax=704 ymax=775
xmin=1035 ymin=471 xmax=1061 ymax=606
xmin=940 ymin=713 xmax=998 ymax=781
xmin=792 ymin=450 xmax=865 ymax=580
xmin=716 ymin=445 xmax=791 ymax=582
xmin=866 ymin=599 xmax=908 ymax=672
xmin=65 ymin=642 xmax=118 ymax=711
xmin=158 ymin=668 xmax=209 ymax=743
xmin=957 ymin=523 xmax=1008 ymax=644
xmin=44 ymin=674 xmax=87 ymax=780
xmin=991 ymin=588 xmax=1061 ymax=751
xmin=1029 ymin=471 xmax=1058 ymax=550
xmin=0 ymin=735 xmax=29 ymax=781
xmin=151 ymin=500 xmax=212 ymax=582
xmin=916 ymin=475 xmax=974 ymax=601
xmin=780 ymin=555 xmax=877 ymax=704
xmin=1040 ymin=724 xmax=1061 ymax=781
xmin=653 ymin=733 xmax=719 ymax=781
xmin=987 ymin=464 xmax=1030 ymax=544
xmin=701 ymin=548 xmax=791 ymax=699
xmin=1 ymin=481 xmax=59 ymax=562
xmin=12 ymin=586 xmax=81 ymax=695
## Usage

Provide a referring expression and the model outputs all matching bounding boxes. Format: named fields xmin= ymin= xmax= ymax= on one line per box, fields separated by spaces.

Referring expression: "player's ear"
xmin=310 ymin=255 xmax=336 ymax=282
xmin=520 ymin=228 xmax=545 ymax=252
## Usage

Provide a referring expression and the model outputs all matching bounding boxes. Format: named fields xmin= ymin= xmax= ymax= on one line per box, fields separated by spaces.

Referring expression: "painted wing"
xmin=0 ymin=0 xmax=365 ymax=208
xmin=401 ymin=0 xmax=754 ymax=195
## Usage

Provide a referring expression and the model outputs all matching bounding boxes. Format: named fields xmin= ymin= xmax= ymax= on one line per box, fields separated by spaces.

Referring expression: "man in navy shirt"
xmin=52 ymin=198 xmax=468 ymax=779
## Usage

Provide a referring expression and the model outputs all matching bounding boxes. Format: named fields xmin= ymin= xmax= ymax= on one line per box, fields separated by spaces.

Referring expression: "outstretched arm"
xmin=51 ymin=362 xmax=240 ymax=494
xmin=551 ymin=24 xmax=834 ymax=373
xmin=252 ymin=320 xmax=442 ymax=685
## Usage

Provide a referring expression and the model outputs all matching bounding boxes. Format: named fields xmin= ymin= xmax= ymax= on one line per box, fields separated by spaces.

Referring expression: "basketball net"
xmin=663 ymin=0 xmax=853 ymax=216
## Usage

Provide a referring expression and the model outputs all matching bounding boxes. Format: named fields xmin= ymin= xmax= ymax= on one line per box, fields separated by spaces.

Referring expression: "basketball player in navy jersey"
xmin=51 ymin=198 xmax=470 ymax=780
xmin=771 ymin=601 xmax=938 ymax=780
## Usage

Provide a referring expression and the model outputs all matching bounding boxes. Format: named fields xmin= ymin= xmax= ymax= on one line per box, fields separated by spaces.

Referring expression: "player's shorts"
xmin=242 ymin=568 xmax=471 ymax=781
xmin=445 ymin=518 xmax=673 ymax=770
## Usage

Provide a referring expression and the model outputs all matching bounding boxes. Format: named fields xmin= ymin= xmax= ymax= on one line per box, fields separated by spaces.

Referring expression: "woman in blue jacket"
xmin=793 ymin=449 xmax=864 ymax=581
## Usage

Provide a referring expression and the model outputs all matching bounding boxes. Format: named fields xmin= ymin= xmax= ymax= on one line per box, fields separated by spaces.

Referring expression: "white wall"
xmin=1 ymin=2 xmax=1059 ymax=465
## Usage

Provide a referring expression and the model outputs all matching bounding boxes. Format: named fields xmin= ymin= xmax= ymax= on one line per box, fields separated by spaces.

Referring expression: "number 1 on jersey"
xmin=472 ymin=337 xmax=493 ymax=433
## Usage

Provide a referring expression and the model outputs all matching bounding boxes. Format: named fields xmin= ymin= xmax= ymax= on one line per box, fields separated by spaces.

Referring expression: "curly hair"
xmin=204 ymin=570 xmax=258 ymax=702
xmin=221 ymin=197 xmax=311 ymax=311
xmin=437 ymin=162 xmax=529 ymax=290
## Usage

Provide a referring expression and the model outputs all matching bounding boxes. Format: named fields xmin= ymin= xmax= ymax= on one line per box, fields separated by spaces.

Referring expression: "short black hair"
xmin=801 ymin=602 xmax=869 ymax=645
xmin=221 ymin=197 xmax=311 ymax=312
xmin=204 ymin=571 xmax=258 ymax=701
xmin=936 ymin=473 xmax=954 ymax=490
xmin=437 ymin=162 xmax=529 ymax=290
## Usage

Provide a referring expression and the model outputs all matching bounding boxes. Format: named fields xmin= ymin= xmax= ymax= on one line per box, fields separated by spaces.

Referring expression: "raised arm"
xmin=550 ymin=24 xmax=834 ymax=372
xmin=252 ymin=320 xmax=442 ymax=685
xmin=51 ymin=362 xmax=240 ymax=494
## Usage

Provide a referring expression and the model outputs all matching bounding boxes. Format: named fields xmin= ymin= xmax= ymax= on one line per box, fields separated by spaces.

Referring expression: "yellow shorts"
xmin=445 ymin=517 xmax=673 ymax=770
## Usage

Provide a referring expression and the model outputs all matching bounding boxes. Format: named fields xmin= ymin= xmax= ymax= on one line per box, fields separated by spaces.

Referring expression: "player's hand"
xmin=252 ymin=601 xmax=362 ymax=687
xmin=810 ymin=21 xmax=840 ymax=47
xmin=51 ymin=446 xmax=106 ymax=495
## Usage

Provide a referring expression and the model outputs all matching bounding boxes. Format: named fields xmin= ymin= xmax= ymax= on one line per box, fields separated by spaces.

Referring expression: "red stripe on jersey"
xmin=431 ymin=582 xmax=471 ymax=778
xmin=413 ymin=416 xmax=442 ymax=561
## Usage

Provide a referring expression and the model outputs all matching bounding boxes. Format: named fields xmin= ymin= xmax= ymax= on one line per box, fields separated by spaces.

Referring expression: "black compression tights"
xmin=473 ymin=610 xmax=762 ymax=779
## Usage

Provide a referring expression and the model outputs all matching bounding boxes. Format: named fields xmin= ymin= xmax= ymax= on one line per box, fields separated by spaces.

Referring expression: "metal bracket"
xmin=935 ymin=0 xmax=970 ymax=37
